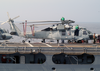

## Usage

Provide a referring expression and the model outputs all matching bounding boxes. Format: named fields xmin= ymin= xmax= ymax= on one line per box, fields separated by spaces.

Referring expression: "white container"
xmin=88 ymin=40 xmax=93 ymax=43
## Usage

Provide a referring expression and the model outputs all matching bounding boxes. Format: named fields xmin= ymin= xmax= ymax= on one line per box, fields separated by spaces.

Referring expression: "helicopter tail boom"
xmin=9 ymin=22 xmax=22 ymax=36
xmin=1 ymin=12 xmax=22 ymax=37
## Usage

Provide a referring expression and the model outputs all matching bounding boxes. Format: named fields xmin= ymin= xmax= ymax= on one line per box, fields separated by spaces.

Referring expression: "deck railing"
xmin=0 ymin=46 xmax=100 ymax=54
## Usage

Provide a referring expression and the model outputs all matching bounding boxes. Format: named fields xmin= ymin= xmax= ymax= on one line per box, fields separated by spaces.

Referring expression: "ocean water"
xmin=75 ymin=22 xmax=100 ymax=34
xmin=0 ymin=22 xmax=100 ymax=43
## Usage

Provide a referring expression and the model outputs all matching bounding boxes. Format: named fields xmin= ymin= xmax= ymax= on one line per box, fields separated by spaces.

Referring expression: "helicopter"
xmin=0 ymin=28 xmax=12 ymax=40
xmin=1 ymin=13 xmax=96 ymax=43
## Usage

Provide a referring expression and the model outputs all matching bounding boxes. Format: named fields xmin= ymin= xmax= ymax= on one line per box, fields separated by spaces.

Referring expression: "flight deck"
xmin=0 ymin=42 xmax=100 ymax=55
xmin=0 ymin=42 xmax=100 ymax=47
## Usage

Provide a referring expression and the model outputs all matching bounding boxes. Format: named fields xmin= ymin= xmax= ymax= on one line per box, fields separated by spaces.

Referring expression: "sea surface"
xmin=0 ymin=22 xmax=100 ymax=43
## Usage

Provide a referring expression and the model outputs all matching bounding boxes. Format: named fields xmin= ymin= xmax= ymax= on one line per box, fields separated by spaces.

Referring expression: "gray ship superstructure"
xmin=0 ymin=42 xmax=100 ymax=71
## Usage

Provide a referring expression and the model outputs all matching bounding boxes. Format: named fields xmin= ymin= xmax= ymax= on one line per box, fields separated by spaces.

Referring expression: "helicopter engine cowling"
xmin=10 ymin=32 xmax=17 ymax=35
xmin=2 ymin=35 xmax=6 ymax=39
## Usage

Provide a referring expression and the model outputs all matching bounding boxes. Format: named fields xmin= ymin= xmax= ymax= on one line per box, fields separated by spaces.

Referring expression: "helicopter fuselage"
xmin=0 ymin=28 xmax=12 ymax=40
xmin=24 ymin=25 xmax=93 ymax=42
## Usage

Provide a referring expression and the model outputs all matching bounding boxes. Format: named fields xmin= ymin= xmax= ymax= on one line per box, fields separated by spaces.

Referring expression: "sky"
xmin=0 ymin=0 xmax=100 ymax=23
xmin=0 ymin=0 xmax=100 ymax=42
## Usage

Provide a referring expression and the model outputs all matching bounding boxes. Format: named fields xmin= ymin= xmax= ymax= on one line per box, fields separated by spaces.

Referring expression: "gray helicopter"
xmin=26 ymin=17 xmax=94 ymax=43
xmin=1 ymin=13 xmax=96 ymax=43
xmin=0 ymin=28 xmax=12 ymax=40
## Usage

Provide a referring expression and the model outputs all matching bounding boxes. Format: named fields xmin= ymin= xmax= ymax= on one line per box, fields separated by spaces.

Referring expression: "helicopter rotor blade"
xmin=27 ymin=21 xmax=60 ymax=23
xmin=12 ymin=16 xmax=20 ymax=20
xmin=27 ymin=23 xmax=61 ymax=27
xmin=1 ymin=20 xmax=9 ymax=25
xmin=7 ymin=12 xmax=10 ymax=19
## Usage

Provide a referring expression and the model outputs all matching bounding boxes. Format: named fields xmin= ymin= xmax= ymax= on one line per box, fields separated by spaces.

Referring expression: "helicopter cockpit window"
xmin=83 ymin=31 xmax=87 ymax=35
xmin=87 ymin=30 xmax=92 ymax=34
xmin=42 ymin=27 xmax=52 ymax=31
xmin=0 ymin=30 xmax=4 ymax=33
xmin=62 ymin=30 xmax=66 ymax=36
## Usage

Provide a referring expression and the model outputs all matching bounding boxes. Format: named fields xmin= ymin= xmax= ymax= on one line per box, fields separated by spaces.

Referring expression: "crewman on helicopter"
xmin=75 ymin=25 xmax=79 ymax=36
xmin=61 ymin=17 xmax=65 ymax=21
xmin=61 ymin=17 xmax=65 ymax=24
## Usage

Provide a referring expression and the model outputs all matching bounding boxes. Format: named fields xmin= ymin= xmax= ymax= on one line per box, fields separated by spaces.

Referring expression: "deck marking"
xmin=42 ymin=43 xmax=52 ymax=47
xmin=25 ymin=42 xmax=34 ymax=47
xmin=63 ymin=44 xmax=73 ymax=49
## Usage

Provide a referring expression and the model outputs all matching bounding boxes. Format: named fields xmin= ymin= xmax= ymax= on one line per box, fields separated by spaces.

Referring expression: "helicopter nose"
xmin=89 ymin=35 xmax=93 ymax=39
xmin=4 ymin=34 xmax=12 ymax=39
xmin=89 ymin=34 xmax=98 ymax=40
xmin=6 ymin=34 xmax=12 ymax=39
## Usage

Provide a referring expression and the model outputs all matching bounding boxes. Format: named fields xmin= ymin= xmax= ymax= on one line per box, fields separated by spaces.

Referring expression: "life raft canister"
xmin=1 ymin=55 xmax=7 ymax=63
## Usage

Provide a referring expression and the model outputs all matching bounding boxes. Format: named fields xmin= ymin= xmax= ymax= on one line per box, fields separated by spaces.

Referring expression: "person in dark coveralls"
xmin=98 ymin=35 xmax=100 ymax=43
xmin=93 ymin=33 xmax=96 ymax=44
xmin=75 ymin=25 xmax=79 ymax=36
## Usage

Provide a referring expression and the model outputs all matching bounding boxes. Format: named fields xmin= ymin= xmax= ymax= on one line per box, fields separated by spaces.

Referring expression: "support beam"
xmin=61 ymin=40 xmax=64 ymax=43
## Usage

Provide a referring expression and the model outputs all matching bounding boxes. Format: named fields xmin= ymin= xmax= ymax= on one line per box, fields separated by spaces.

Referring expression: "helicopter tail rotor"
xmin=1 ymin=20 xmax=9 ymax=25
xmin=7 ymin=12 xmax=10 ymax=19
xmin=12 ymin=16 xmax=20 ymax=20
xmin=1 ymin=12 xmax=20 ymax=25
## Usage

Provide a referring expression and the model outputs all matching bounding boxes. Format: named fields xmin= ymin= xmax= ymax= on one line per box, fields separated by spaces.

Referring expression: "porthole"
xmin=90 ymin=68 xmax=94 ymax=70
xmin=52 ymin=53 xmax=95 ymax=64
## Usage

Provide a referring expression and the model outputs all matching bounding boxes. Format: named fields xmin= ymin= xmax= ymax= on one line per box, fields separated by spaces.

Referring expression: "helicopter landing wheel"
xmin=28 ymin=40 xmax=30 ymax=43
xmin=22 ymin=40 xmax=25 ymax=43
xmin=42 ymin=39 xmax=45 ymax=43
